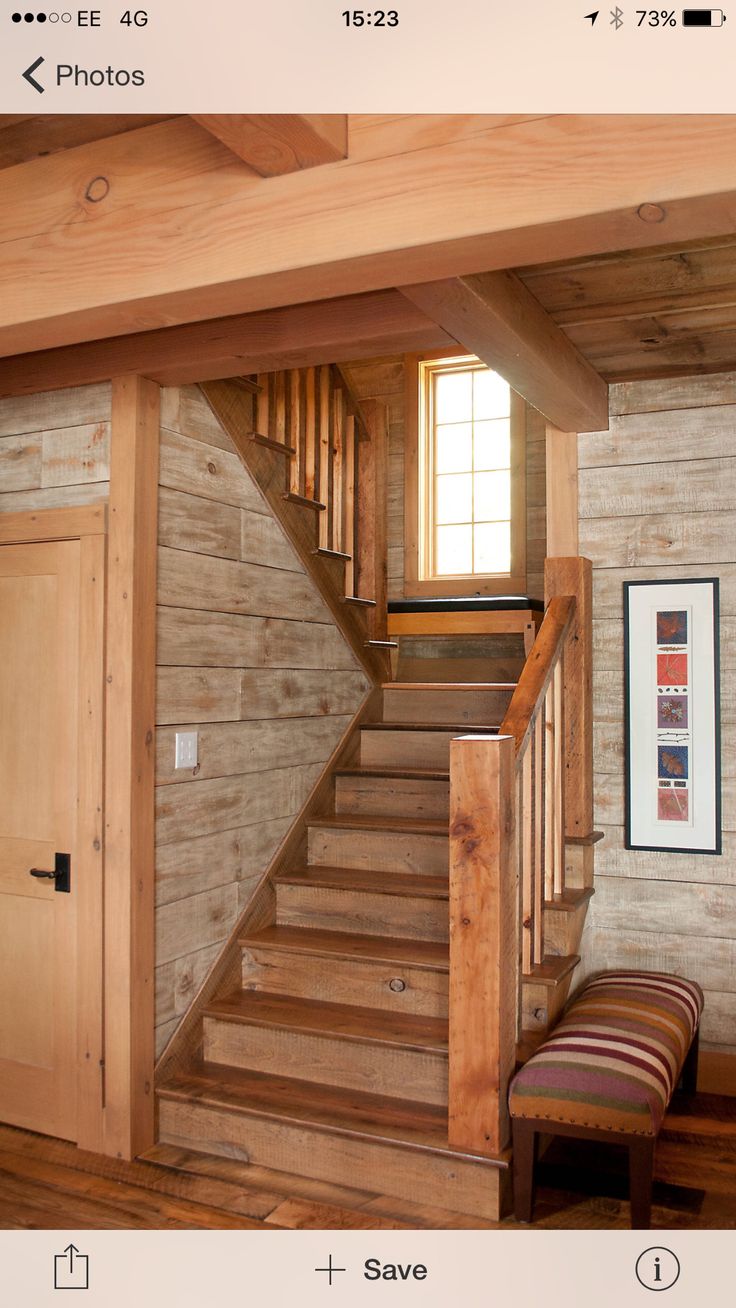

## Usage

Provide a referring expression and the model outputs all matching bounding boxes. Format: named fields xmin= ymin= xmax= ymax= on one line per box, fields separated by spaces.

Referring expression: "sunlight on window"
xmin=427 ymin=361 xmax=512 ymax=577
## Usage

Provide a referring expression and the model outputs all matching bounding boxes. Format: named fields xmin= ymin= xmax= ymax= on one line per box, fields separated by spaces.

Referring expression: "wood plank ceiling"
xmin=516 ymin=237 xmax=736 ymax=382
xmin=2 ymin=115 xmax=736 ymax=384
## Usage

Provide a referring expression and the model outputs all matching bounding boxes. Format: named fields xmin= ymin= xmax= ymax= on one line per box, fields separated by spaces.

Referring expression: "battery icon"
xmin=682 ymin=8 xmax=726 ymax=21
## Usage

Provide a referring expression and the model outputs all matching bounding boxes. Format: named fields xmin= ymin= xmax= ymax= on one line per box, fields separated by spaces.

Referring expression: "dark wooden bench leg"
xmin=680 ymin=1027 xmax=700 ymax=1094
xmin=629 ymin=1136 xmax=656 ymax=1229
xmin=512 ymin=1119 xmax=538 ymax=1222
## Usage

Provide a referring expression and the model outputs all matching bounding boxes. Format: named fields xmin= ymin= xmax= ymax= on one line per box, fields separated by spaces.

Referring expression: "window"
xmin=405 ymin=354 xmax=526 ymax=596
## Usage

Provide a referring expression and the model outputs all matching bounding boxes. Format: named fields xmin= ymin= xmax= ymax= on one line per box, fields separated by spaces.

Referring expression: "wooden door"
xmin=0 ymin=538 xmax=88 ymax=1141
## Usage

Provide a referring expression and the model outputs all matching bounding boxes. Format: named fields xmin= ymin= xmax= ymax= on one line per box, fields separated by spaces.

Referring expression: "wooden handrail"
xmin=499 ymin=595 xmax=575 ymax=757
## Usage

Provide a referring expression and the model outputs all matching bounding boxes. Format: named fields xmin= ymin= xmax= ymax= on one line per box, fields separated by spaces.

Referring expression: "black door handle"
xmin=28 ymin=853 xmax=71 ymax=893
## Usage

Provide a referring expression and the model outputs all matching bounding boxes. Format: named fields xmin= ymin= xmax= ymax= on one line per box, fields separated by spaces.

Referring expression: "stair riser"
xmin=361 ymin=729 xmax=462 ymax=770
xmin=522 ymin=979 xmax=573 ymax=1032
xmin=383 ymin=688 xmax=513 ymax=725
xmin=202 ymin=1016 xmax=448 ymax=1105
xmin=544 ymin=904 xmax=589 ymax=957
xmin=335 ymin=775 xmax=450 ymax=820
xmin=308 ymin=826 xmax=448 ymax=876
xmin=277 ymin=884 xmax=449 ymax=943
xmin=241 ymin=944 xmax=449 ymax=1018
xmin=158 ymin=1099 xmax=507 ymax=1220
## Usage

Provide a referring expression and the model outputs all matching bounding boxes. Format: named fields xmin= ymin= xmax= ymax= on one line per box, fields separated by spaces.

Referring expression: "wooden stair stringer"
xmin=199 ymin=377 xmax=388 ymax=682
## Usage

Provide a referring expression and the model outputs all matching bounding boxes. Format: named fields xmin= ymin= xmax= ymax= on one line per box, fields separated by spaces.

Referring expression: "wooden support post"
xmin=449 ymin=734 xmax=518 ymax=1156
xmin=545 ymin=556 xmax=594 ymax=839
xmin=104 ymin=375 xmax=159 ymax=1159
xmin=357 ymin=398 xmax=388 ymax=639
xmin=545 ymin=424 xmax=579 ymax=556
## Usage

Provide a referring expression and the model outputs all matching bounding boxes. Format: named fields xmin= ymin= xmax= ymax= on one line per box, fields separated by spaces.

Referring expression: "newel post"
xmin=448 ymin=734 xmax=518 ymax=1156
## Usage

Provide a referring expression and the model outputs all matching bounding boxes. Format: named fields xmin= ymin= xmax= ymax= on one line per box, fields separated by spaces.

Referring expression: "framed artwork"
xmin=624 ymin=578 xmax=721 ymax=854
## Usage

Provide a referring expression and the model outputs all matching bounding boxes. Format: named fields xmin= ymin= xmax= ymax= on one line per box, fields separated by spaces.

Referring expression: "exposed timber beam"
xmin=0 ymin=291 xmax=454 ymax=399
xmin=189 ymin=114 xmax=348 ymax=175
xmin=3 ymin=115 xmax=736 ymax=356
xmin=401 ymin=270 xmax=609 ymax=432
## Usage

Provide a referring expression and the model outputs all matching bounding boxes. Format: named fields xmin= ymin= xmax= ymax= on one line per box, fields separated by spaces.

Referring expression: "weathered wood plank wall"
xmin=154 ymin=386 xmax=369 ymax=1055
xmin=578 ymin=372 xmax=736 ymax=1053
xmin=0 ymin=383 xmax=110 ymax=511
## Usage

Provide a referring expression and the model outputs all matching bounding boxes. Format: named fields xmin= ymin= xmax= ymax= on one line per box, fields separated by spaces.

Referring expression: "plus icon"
xmin=315 ymin=1254 xmax=347 ymax=1286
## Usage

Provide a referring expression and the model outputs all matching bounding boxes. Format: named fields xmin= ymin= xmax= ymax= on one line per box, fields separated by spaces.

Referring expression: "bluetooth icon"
xmin=610 ymin=5 xmax=624 ymax=25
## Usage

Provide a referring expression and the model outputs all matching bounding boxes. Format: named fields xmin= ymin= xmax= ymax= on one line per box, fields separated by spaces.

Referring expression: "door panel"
xmin=0 ymin=540 xmax=81 ymax=1141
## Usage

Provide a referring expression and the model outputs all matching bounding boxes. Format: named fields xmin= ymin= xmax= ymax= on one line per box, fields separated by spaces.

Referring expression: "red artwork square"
xmin=658 ymin=788 xmax=689 ymax=822
xmin=657 ymin=652 xmax=688 ymax=687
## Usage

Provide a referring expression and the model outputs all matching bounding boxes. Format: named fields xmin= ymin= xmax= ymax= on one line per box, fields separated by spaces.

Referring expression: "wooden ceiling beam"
xmin=0 ymin=290 xmax=454 ymax=399
xmin=3 ymin=115 xmax=736 ymax=357
xmin=401 ymin=271 xmax=609 ymax=432
xmin=189 ymin=115 xmax=348 ymax=175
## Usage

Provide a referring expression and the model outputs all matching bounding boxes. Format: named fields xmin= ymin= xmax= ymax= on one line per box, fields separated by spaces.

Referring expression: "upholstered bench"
xmin=509 ymin=970 xmax=703 ymax=1228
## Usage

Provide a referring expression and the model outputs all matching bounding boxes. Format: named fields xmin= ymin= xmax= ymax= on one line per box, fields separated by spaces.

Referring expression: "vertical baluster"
xmin=344 ymin=414 xmax=356 ymax=595
xmin=304 ymin=368 xmax=317 ymax=501
xmin=332 ymin=385 xmax=345 ymax=552
xmin=273 ymin=370 xmax=286 ymax=440
xmin=544 ymin=685 xmax=555 ymax=902
xmin=288 ymin=370 xmax=302 ymax=496
xmin=318 ymin=366 xmax=331 ymax=549
xmin=533 ymin=712 xmax=544 ymax=964
xmin=256 ymin=373 xmax=269 ymax=439
xmin=521 ymin=740 xmax=533 ymax=974
xmin=553 ymin=657 xmax=565 ymax=895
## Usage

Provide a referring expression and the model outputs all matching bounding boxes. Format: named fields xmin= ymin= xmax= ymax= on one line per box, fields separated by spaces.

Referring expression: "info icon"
xmin=635 ymin=1247 xmax=680 ymax=1292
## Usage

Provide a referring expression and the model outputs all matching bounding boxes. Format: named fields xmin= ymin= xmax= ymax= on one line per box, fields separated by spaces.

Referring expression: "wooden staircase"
xmin=157 ymin=676 xmax=595 ymax=1221
xmin=201 ymin=367 xmax=394 ymax=683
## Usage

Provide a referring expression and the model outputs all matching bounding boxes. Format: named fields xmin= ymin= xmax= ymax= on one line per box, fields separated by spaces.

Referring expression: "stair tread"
xmin=366 ymin=721 xmax=501 ymax=733
xmin=543 ymin=887 xmax=595 ymax=913
xmin=240 ymin=924 xmax=449 ymax=970
xmin=336 ymin=766 xmax=450 ymax=781
xmin=158 ymin=1062 xmax=507 ymax=1163
xmin=525 ymin=954 xmax=580 ymax=987
xmin=310 ymin=813 xmax=447 ymax=836
xmin=344 ymin=596 xmax=377 ymax=607
xmin=384 ymin=682 xmax=517 ymax=692
xmin=249 ymin=432 xmax=296 ymax=456
xmin=276 ymin=865 xmax=448 ymax=899
xmin=282 ymin=492 xmax=326 ymax=511
xmin=203 ymin=990 xmax=448 ymax=1051
xmin=315 ymin=546 xmax=351 ymax=561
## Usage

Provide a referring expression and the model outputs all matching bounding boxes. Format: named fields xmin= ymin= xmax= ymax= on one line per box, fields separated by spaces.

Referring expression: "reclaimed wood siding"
xmin=578 ymin=371 xmax=736 ymax=1052
xmin=155 ymin=385 xmax=369 ymax=1055
xmin=0 ymin=383 xmax=111 ymax=511
xmin=342 ymin=357 xmax=546 ymax=601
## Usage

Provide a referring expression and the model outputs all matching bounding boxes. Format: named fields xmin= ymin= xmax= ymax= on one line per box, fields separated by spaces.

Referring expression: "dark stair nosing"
xmin=543 ymin=888 xmax=595 ymax=913
xmin=281 ymin=492 xmax=326 ymax=511
xmin=524 ymin=954 xmax=581 ymax=987
xmin=157 ymin=1062 xmax=510 ymax=1165
xmin=344 ymin=596 xmax=377 ymax=608
xmin=249 ymin=432 xmax=296 ymax=456
xmin=364 ymin=721 xmax=502 ymax=734
xmin=309 ymin=814 xmax=448 ymax=836
xmin=202 ymin=990 xmax=448 ymax=1054
xmin=336 ymin=765 xmax=450 ymax=781
xmin=315 ymin=546 xmax=351 ymax=561
xmin=239 ymin=923 xmax=449 ymax=970
xmin=276 ymin=865 xmax=449 ymax=900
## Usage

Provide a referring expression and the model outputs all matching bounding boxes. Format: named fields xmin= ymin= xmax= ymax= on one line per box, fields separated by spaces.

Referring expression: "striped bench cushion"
xmin=509 ymin=970 xmax=704 ymax=1137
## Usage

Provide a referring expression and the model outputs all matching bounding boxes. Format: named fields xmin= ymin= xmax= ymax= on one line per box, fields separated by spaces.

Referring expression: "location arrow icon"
xmin=22 ymin=55 xmax=45 ymax=93
xmin=585 ymin=10 xmax=599 ymax=21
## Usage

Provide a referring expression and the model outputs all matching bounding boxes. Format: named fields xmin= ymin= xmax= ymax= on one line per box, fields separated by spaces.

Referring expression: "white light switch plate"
xmin=175 ymin=730 xmax=198 ymax=769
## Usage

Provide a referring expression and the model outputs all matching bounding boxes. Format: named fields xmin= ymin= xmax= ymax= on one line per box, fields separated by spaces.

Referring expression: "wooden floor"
xmin=0 ymin=1091 xmax=734 ymax=1230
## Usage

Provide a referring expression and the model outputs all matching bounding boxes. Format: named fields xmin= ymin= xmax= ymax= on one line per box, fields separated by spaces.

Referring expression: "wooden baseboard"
xmin=699 ymin=1047 xmax=736 ymax=1096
